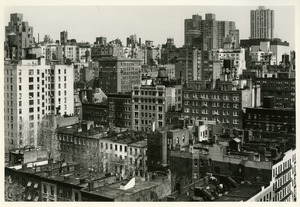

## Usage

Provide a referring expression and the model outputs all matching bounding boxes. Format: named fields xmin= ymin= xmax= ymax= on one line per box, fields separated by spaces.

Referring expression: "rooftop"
xmin=83 ymin=172 xmax=169 ymax=200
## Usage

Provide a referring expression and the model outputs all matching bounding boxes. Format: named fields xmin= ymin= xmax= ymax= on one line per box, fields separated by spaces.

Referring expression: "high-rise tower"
xmin=250 ymin=6 xmax=274 ymax=39
xmin=5 ymin=13 xmax=35 ymax=60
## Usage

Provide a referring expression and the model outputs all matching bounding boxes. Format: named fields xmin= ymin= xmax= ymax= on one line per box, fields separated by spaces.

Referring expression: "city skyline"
xmin=4 ymin=5 xmax=295 ymax=50
xmin=3 ymin=2 xmax=298 ymax=202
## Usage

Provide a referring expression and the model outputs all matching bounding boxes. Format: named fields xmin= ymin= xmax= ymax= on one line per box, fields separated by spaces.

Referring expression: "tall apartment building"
xmin=60 ymin=31 xmax=68 ymax=45
xmin=175 ymin=47 xmax=200 ymax=83
xmin=131 ymin=76 xmax=182 ymax=132
xmin=250 ymin=6 xmax=274 ymax=39
xmin=4 ymin=58 xmax=74 ymax=153
xmin=98 ymin=57 xmax=142 ymax=94
xmin=184 ymin=13 xmax=238 ymax=50
xmin=184 ymin=14 xmax=202 ymax=46
xmin=5 ymin=13 xmax=35 ymax=60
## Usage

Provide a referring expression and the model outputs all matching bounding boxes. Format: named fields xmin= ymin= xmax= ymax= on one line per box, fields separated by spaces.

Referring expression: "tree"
xmin=19 ymin=120 xmax=35 ymax=148
xmin=37 ymin=114 xmax=60 ymax=161
xmin=5 ymin=176 xmax=25 ymax=201
xmin=43 ymin=35 xmax=53 ymax=44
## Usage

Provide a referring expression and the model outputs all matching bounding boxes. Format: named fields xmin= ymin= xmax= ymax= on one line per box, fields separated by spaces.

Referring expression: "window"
xmin=29 ymin=85 xmax=34 ymax=90
xmin=75 ymin=192 xmax=79 ymax=201
xmin=50 ymin=186 xmax=54 ymax=196
xmin=43 ymin=185 xmax=47 ymax=194
xmin=59 ymin=189 xmax=63 ymax=197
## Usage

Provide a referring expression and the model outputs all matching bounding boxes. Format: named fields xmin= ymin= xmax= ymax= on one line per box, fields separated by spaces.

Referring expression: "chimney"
xmin=88 ymin=181 xmax=94 ymax=191
xmin=22 ymin=164 xmax=27 ymax=170
xmin=79 ymin=178 xmax=86 ymax=184
xmin=271 ymin=148 xmax=278 ymax=158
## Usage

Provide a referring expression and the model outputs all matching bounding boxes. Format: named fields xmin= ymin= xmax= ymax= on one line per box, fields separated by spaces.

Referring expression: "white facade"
xmin=196 ymin=124 xmax=209 ymax=142
xmin=99 ymin=138 xmax=147 ymax=178
xmin=4 ymin=58 xmax=74 ymax=152
xmin=212 ymin=48 xmax=246 ymax=76
xmin=63 ymin=45 xmax=77 ymax=62
xmin=251 ymin=51 xmax=276 ymax=65
xmin=247 ymin=149 xmax=296 ymax=202
xmin=250 ymin=41 xmax=290 ymax=65
xmin=77 ymin=46 xmax=91 ymax=63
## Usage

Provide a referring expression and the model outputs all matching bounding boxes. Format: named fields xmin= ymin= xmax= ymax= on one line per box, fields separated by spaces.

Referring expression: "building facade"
xmin=4 ymin=58 xmax=74 ymax=152
xmin=107 ymin=93 xmax=132 ymax=129
xmin=250 ymin=6 xmax=274 ymax=39
xmin=98 ymin=57 xmax=142 ymax=94
xmin=5 ymin=13 xmax=35 ymax=60
xmin=131 ymin=80 xmax=182 ymax=131
xmin=182 ymin=79 xmax=258 ymax=130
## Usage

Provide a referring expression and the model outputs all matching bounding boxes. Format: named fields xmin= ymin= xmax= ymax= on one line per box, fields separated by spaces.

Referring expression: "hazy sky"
xmin=4 ymin=5 xmax=295 ymax=50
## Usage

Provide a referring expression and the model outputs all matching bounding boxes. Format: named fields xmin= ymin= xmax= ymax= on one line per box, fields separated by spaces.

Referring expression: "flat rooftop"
xmin=84 ymin=176 xmax=167 ymax=199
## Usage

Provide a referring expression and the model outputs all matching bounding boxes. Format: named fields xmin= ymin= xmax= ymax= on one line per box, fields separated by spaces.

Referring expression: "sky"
xmin=3 ymin=5 xmax=296 ymax=50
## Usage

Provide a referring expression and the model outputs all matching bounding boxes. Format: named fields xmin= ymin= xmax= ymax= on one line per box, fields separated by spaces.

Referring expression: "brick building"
xmin=107 ymin=93 xmax=132 ymax=129
xmin=182 ymin=78 xmax=259 ymax=130
xmin=255 ymin=74 xmax=295 ymax=108
xmin=82 ymin=103 xmax=108 ymax=127
xmin=131 ymin=77 xmax=182 ymax=131
xmin=244 ymin=97 xmax=296 ymax=137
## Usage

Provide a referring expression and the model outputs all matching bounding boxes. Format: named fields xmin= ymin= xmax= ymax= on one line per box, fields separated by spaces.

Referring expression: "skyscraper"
xmin=250 ymin=6 xmax=274 ymax=39
xmin=184 ymin=13 xmax=239 ymax=50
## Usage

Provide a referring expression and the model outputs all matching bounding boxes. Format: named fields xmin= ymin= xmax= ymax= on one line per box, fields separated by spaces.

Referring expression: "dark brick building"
xmin=255 ymin=75 xmax=295 ymax=108
xmin=182 ymin=79 xmax=259 ymax=130
xmin=107 ymin=93 xmax=132 ymax=129
xmin=244 ymin=97 xmax=295 ymax=137
xmin=82 ymin=103 xmax=108 ymax=127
